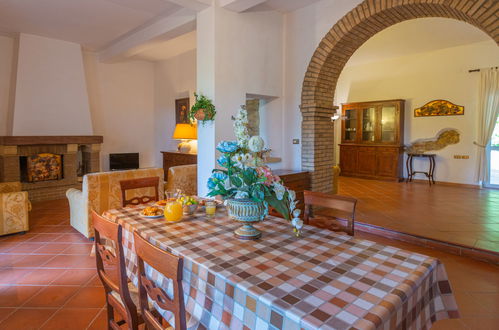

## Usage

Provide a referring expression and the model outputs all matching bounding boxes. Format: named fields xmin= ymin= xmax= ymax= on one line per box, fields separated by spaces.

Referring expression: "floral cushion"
xmin=0 ymin=191 xmax=29 ymax=236
xmin=0 ymin=182 xmax=22 ymax=194
xmin=166 ymin=165 xmax=197 ymax=196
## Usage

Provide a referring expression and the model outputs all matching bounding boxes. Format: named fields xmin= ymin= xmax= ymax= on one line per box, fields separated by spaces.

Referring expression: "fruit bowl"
xmin=183 ymin=204 xmax=198 ymax=215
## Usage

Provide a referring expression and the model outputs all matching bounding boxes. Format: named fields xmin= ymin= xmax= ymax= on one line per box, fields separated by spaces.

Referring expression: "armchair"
xmin=0 ymin=182 xmax=30 ymax=236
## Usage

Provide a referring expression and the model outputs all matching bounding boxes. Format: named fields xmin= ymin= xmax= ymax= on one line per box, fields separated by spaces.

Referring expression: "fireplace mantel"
xmin=0 ymin=136 xmax=103 ymax=146
xmin=0 ymin=135 xmax=103 ymax=201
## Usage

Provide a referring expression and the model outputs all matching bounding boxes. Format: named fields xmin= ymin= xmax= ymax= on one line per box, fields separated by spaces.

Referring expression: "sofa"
xmin=66 ymin=168 xmax=164 ymax=238
xmin=0 ymin=182 xmax=30 ymax=236
xmin=165 ymin=164 xmax=197 ymax=196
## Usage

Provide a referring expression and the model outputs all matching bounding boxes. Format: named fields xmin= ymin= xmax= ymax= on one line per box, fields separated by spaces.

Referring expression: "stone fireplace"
xmin=0 ymin=136 xmax=103 ymax=201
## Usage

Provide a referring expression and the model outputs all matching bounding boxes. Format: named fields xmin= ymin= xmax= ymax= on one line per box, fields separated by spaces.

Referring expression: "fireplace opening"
xmin=20 ymin=153 xmax=64 ymax=183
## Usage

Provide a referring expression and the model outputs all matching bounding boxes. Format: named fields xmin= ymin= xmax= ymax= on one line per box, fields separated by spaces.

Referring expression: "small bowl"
xmin=183 ymin=204 xmax=198 ymax=215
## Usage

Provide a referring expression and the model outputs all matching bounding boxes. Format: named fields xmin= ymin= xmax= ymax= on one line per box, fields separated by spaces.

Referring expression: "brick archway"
xmin=301 ymin=0 xmax=499 ymax=192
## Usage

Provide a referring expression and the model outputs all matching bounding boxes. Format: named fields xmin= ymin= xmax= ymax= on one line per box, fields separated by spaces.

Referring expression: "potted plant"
xmin=207 ymin=106 xmax=302 ymax=240
xmin=189 ymin=93 xmax=216 ymax=124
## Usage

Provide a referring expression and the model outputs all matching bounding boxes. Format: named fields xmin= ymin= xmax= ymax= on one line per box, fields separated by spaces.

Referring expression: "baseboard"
xmin=408 ymin=179 xmax=481 ymax=189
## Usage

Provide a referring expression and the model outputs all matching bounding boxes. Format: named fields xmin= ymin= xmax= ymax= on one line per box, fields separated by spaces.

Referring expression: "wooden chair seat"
xmin=110 ymin=282 xmax=140 ymax=311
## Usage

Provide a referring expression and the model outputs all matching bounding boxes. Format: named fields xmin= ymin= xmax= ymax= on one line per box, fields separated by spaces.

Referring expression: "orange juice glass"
xmin=164 ymin=200 xmax=183 ymax=222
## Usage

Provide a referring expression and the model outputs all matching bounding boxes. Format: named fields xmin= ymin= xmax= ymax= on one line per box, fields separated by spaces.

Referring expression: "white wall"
xmin=197 ymin=5 xmax=284 ymax=195
xmin=12 ymin=34 xmax=93 ymax=135
xmin=83 ymin=52 xmax=155 ymax=171
xmin=334 ymin=40 xmax=499 ymax=184
xmin=0 ymin=35 xmax=14 ymax=136
xmin=154 ymin=50 xmax=197 ymax=167
xmin=282 ymin=0 xmax=363 ymax=170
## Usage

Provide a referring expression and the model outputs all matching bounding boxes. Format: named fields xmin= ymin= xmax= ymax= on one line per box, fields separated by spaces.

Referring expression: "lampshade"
xmin=172 ymin=123 xmax=197 ymax=140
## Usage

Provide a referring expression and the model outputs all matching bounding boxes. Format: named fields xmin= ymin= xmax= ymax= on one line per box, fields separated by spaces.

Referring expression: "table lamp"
xmin=173 ymin=123 xmax=197 ymax=153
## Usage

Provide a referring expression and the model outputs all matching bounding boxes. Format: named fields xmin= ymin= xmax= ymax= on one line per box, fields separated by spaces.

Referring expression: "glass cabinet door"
xmin=362 ymin=107 xmax=376 ymax=142
xmin=380 ymin=106 xmax=396 ymax=142
xmin=343 ymin=109 xmax=357 ymax=142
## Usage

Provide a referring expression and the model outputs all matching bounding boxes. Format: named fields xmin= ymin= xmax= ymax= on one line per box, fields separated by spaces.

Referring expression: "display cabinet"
xmin=339 ymin=99 xmax=405 ymax=181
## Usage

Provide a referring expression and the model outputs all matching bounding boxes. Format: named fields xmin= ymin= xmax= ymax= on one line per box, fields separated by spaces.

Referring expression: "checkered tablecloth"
xmin=103 ymin=205 xmax=459 ymax=330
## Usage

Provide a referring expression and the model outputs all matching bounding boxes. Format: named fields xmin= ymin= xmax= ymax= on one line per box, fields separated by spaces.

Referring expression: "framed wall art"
xmin=414 ymin=100 xmax=464 ymax=117
xmin=175 ymin=98 xmax=190 ymax=124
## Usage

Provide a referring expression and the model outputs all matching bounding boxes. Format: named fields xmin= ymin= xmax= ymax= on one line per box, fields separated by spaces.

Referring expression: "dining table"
xmin=102 ymin=203 xmax=460 ymax=330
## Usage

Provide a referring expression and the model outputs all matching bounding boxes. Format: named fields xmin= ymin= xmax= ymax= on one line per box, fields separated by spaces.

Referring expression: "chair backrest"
xmin=92 ymin=211 xmax=139 ymax=328
xmin=120 ymin=176 xmax=160 ymax=207
xmin=83 ymin=168 xmax=164 ymax=238
xmin=166 ymin=164 xmax=197 ymax=196
xmin=133 ymin=231 xmax=186 ymax=330
xmin=303 ymin=190 xmax=357 ymax=235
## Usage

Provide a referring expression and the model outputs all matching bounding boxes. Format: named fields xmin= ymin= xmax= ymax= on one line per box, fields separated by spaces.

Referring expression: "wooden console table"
xmin=406 ymin=153 xmax=436 ymax=186
xmin=160 ymin=151 xmax=197 ymax=180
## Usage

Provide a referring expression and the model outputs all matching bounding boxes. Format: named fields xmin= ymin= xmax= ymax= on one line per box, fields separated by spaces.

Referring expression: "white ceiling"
xmin=133 ymin=30 xmax=197 ymax=61
xmin=0 ymin=0 xmax=181 ymax=50
xmin=0 ymin=0 xmax=318 ymax=53
xmin=347 ymin=18 xmax=492 ymax=67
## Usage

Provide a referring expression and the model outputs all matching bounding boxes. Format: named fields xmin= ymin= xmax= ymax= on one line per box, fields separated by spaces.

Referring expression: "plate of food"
xmin=140 ymin=206 xmax=163 ymax=219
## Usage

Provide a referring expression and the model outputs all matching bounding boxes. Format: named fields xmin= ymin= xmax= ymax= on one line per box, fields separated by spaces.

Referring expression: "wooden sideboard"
xmin=339 ymin=99 xmax=405 ymax=181
xmin=160 ymin=151 xmax=197 ymax=180
xmin=271 ymin=170 xmax=310 ymax=218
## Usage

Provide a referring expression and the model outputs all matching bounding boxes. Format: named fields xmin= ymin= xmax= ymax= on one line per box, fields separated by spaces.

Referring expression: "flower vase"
xmin=226 ymin=199 xmax=266 ymax=240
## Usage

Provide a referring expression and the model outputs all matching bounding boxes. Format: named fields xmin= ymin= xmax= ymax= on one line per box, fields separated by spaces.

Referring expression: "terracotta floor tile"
xmin=41 ymin=254 xmax=96 ymax=269
xmin=338 ymin=177 xmax=499 ymax=252
xmin=0 ymin=268 xmax=35 ymax=284
xmin=2 ymin=242 xmax=46 ymax=254
xmin=0 ymin=255 xmax=18 ymax=268
xmin=0 ymin=308 xmax=57 ymax=330
xmin=23 ymin=285 xmax=80 ymax=308
xmin=64 ymin=286 xmax=106 ymax=308
xmin=53 ymin=234 xmax=90 ymax=244
xmin=26 ymin=233 xmax=62 ymax=243
xmin=0 ymin=286 xmax=44 ymax=307
xmin=61 ymin=243 xmax=93 ymax=255
xmin=33 ymin=243 xmax=70 ymax=255
xmin=85 ymin=274 xmax=104 ymax=287
xmin=0 ymin=242 xmax=20 ymax=253
xmin=0 ymin=308 xmax=15 ymax=323
xmin=51 ymin=269 xmax=96 ymax=286
xmin=10 ymin=254 xmax=55 ymax=268
xmin=86 ymin=308 xmax=108 ymax=330
xmin=432 ymin=318 xmax=468 ymax=330
xmin=40 ymin=307 xmax=101 ymax=330
xmin=16 ymin=268 xmax=67 ymax=285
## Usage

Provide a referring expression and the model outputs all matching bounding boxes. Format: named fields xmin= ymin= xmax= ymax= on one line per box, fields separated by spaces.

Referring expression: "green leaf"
xmin=230 ymin=176 xmax=242 ymax=188
xmin=265 ymin=195 xmax=291 ymax=220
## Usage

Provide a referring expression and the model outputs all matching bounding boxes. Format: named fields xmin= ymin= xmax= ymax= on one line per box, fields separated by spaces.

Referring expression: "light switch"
xmin=292 ymin=139 xmax=300 ymax=144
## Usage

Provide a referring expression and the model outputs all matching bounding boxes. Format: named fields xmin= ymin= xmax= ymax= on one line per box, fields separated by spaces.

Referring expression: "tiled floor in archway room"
xmin=0 ymin=199 xmax=498 ymax=329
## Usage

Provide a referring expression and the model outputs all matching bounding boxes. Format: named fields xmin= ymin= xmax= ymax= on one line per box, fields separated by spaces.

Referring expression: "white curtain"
xmin=475 ymin=68 xmax=499 ymax=183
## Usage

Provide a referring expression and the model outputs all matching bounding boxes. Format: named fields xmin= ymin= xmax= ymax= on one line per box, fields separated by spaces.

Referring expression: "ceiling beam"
xmin=219 ymin=0 xmax=267 ymax=12
xmin=166 ymin=0 xmax=211 ymax=12
xmin=98 ymin=8 xmax=196 ymax=62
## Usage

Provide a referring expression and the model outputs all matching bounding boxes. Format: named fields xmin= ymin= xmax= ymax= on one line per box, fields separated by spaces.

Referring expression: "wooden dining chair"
xmin=120 ymin=176 xmax=160 ymax=207
xmin=92 ymin=211 xmax=142 ymax=330
xmin=133 ymin=231 xmax=187 ymax=330
xmin=303 ymin=190 xmax=358 ymax=236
